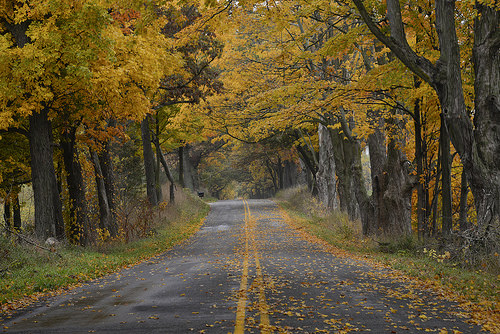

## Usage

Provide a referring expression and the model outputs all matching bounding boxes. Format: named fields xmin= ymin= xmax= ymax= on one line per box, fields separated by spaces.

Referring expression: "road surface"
xmin=1 ymin=199 xmax=483 ymax=333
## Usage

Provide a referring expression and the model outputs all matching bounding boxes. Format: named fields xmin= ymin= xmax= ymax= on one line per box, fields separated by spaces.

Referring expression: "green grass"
xmin=275 ymin=186 xmax=499 ymax=330
xmin=0 ymin=189 xmax=210 ymax=311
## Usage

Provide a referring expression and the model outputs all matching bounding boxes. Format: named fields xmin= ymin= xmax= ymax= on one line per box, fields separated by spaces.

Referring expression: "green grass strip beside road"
xmin=0 ymin=193 xmax=210 ymax=313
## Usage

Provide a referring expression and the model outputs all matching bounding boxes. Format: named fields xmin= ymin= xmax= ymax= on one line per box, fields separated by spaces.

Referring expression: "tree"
xmin=352 ymin=0 xmax=500 ymax=234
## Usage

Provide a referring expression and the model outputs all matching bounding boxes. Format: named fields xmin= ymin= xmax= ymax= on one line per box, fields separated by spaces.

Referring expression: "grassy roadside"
xmin=0 ymin=190 xmax=210 ymax=315
xmin=275 ymin=187 xmax=499 ymax=333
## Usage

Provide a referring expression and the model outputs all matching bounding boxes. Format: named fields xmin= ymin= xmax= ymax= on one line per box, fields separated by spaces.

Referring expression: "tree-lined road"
xmin=1 ymin=200 xmax=482 ymax=333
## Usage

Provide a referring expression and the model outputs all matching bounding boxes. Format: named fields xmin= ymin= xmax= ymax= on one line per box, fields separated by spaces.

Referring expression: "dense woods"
xmin=0 ymin=0 xmax=498 ymax=270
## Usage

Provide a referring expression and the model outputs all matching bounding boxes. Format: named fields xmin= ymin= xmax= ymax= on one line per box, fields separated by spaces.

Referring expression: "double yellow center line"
xmin=234 ymin=200 xmax=270 ymax=334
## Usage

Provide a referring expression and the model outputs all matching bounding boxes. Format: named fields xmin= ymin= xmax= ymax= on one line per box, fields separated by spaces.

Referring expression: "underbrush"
xmin=275 ymin=186 xmax=369 ymax=252
xmin=275 ymin=185 xmax=499 ymax=328
xmin=0 ymin=188 xmax=209 ymax=311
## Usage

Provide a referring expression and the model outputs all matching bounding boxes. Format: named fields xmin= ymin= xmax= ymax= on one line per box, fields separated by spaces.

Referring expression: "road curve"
xmin=1 ymin=199 xmax=483 ymax=333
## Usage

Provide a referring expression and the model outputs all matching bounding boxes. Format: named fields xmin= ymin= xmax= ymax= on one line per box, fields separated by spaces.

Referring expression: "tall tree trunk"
xmin=459 ymin=167 xmax=469 ymax=231
xmin=151 ymin=133 xmax=176 ymax=204
xmin=353 ymin=0 xmax=500 ymax=233
xmin=3 ymin=201 xmax=11 ymax=232
xmin=379 ymin=138 xmax=413 ymax=236
xmin=141 ymin=117 xmax=159 ymax=206
xmin=414 ymin=96 xmax=428 ymax=240
xmin=179 ymin=146 xmax=185 ymax=188
xmin=440 ymin=114 xmax=453 ymax=237
xmin=61 ymin=127 xmax=89 ymax=246
xmin=265 ymin=159 xmax=278 ymax=193
xmin=470 ymin=2 xmax=500 ymax=232
xmin=365 ymin=115 xmax=414 ymax=237
xmin=316 ymin=123 xmax=339 ymax=211
xmin=277 ymin=156 xmax=284 ymax=190
xmin=155 ymin=145 xmax=163 ymax=203
xmin=283 ymin=160 xmax=297 ymax=189
xmin=91 ymin=149 xmax=117 ymax=237
xmin=13 ymin=195 xmax=21 ymax=230
xmin=330 ymin=129 xmax=360 ymax=221
xmin=29 ymin=109 xmax=64 ymax=241
xmin=296 ymin=144 xmax=318 ymax=194
xmin=365 ymin=119 xmax=386 ymax=235
xmin=185 ymin=145 xmax=195 ymax=190
xmin=430 ymin=149 xmax=442 ymax=237
xmin=97 ymin=141 xmax=117 ymax=233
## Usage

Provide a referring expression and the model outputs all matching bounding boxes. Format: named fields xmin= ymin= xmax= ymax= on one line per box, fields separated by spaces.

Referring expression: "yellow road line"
xmin=254 ymin=250 xmax=270 ymax=331
xmin=235 ymin=200 xmax=271 ymax=333
xmin=234 ymin=201 xmax=250 ymax=334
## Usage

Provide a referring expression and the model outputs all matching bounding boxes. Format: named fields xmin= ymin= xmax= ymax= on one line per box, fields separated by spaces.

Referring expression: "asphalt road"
xmin=1 ymin=199 xmax=483 ymax=333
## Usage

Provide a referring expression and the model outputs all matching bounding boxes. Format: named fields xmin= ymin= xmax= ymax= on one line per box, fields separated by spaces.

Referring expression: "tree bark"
xmin=179 ymin=146 xmax=185 ymax=188
xmin=151 ymin=133 xmax=176 ymax=204
xmin=352 ymin=0 xmax=500 ymax=232
xmin=141 ymin=117 xmax=159 ymax=206
xmin=459 ymin=166 xmax=469 ymax=231
xmin=29 ymin=109 xmax=64 ymax=241
xmin=471 ymin=2 xmax=500 ymax=231
xmin=283 ymin=160 xmax=297 ymax=189
xmin=97 ymin=141 xmax=117 ymax=233
xmin=440 ymin=114 xmax=453 ymax=237
xmin=296 ymin=144 xmax=318 ymax=192
xmin=277 ymin=156 xmax=284 ymax=190
xmin=61 ymin=127 xmax=90 ymax=246
xmin=330 ymin=129 xmax=360 ymax=221
xmin=414 ymin=95 xmax=428 ymax=240
xmin=316 ymin=123 xmax=339 ymax=211
xmin=91 ymin=149 xmax=117 ymax=237
xmin=154 ymin=144 xmax=163 ymax=203
xmin=3 ymin=201 xmax=11 ymax=231
xmin=13 ymin=195 xmax=21 ymax=230
xmin=365 ymin=114 xmax=414 ymax=237
xmin=365 ymin=119 xmax=386 ymax=235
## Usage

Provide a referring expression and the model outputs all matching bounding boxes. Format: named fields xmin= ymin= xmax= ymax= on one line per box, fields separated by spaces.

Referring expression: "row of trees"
xmin=0 ymin=0 xmax=222 ymax=245
xmin=1 ymin=0 xmax=498 ymax=258
xmin=198 ymin=0 xmax=499 ymax=253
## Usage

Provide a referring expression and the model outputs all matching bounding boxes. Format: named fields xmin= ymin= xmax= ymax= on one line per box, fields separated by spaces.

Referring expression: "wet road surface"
xmin=1 ymin=200 xmax=483 ymax=333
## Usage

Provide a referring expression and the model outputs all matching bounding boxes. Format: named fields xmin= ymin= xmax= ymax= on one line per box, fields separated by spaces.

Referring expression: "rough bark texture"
xmin=98 ymin=141 xmax=117 ymax=233
xmin=141 ymin=118 xmax=159 ymax=206
xmin=459 ymin=167 xmax=469 ymax=231
xmin=471 ymin=2 xmax=500 ymax=231
xmin=330 ymin=129 xmax=360 ymax=221
xmin=296 ymin=144 xmax=318 ymax=194
xmin=179 ymin=145 xmax=197 ymax=191
xmin=152 ymin=133 xmax=176 ymax=204
xmin=353 ymin=0 xmax=500 ymax=231
xmin=3 ymin=202 xmax=10 ymax=230
xmin=440 ymin=115 xmax=453 ymax=237
xmin=91 ymin=149 xmax=117 ymax=237
xmin=363 ymin=116 xmax=413 ymax=237
xmin=155 ymin=146 xmax=163 ymax=203
xmin=29 ymin=110 xmax=64 ymax=241
xmin=414 ymin=96 xmax=429 ymax=239
xmin=61 ymin=128 xmax=90 ymax=246
xmin=378 ymin=139 xmax=413 ymax=236
xmin=179 ymin=146 xmax=185 ymax=188
xmin=13 ymin=195 xmax=21 ymax=230
xmin=283 ymin=160 xmax=298 ymax=189
xmin=316 ymin=124 xmax=339 ymax=211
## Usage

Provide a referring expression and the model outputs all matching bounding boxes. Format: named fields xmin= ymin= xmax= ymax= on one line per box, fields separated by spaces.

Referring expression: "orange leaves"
xmin=110 ymin=8 xmax=141 ymax=35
